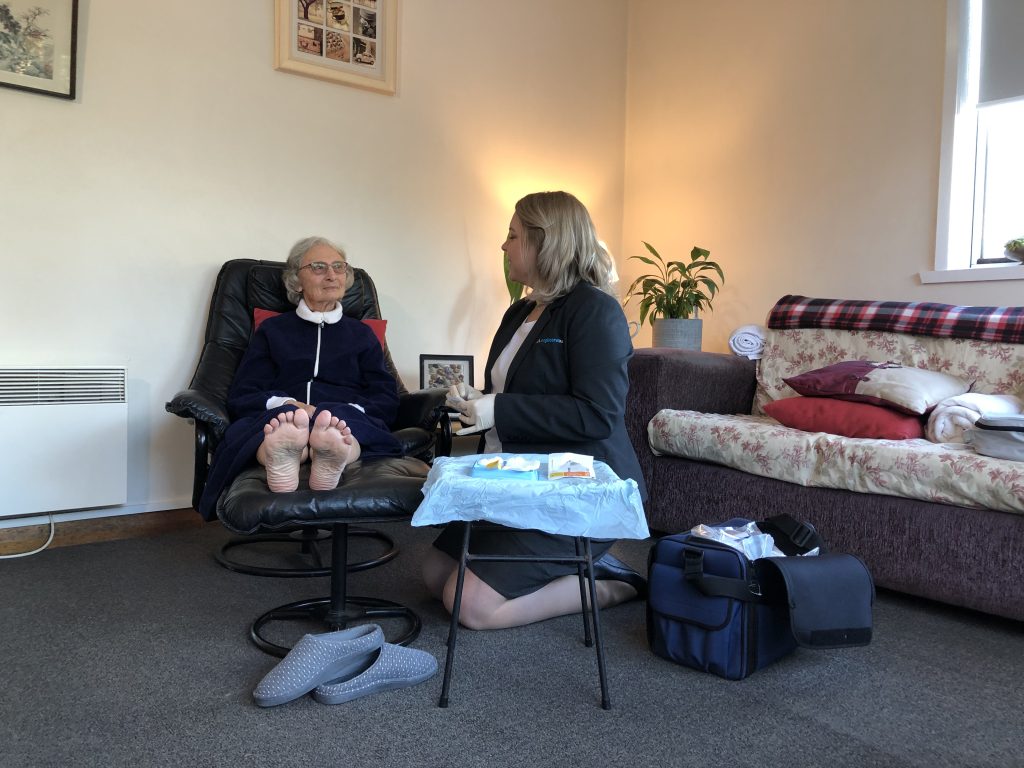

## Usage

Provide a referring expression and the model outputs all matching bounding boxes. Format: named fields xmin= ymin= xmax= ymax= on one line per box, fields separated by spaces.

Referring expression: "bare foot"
xmin=257 ymin=409 xmax=310 ymax=492
xmin=308 ymin=410 xmax=359 ymax=490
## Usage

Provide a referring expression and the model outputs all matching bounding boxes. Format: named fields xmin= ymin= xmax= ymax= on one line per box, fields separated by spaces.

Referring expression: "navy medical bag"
xmin=646 ymin=516 xmax=874 ymax=680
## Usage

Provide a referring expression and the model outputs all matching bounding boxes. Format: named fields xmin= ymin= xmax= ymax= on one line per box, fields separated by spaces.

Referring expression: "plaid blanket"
xmin=766 ymin=295 xmax=1024 ymax=344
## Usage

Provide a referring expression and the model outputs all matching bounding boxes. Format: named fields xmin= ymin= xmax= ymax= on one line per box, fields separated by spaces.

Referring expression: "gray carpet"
xmin=1 ymin=521 xmax=1021 ymax=768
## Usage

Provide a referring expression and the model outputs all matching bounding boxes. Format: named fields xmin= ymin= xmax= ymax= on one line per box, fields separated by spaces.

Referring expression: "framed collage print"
xmin=274 ymin=0 xmax=397 ymax=95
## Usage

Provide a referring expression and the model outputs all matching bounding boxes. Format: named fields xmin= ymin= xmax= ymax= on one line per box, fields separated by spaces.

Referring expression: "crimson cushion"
xmin=252 ymin=308 xmax=387 ymax=347
xmin=782 ymin=360 xmax=970 ymax=415
xmin=763 ymin=396 xmax=925 ymax=439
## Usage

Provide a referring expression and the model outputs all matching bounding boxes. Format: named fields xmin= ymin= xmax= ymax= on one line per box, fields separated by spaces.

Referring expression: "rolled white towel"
xmin=926 ymin=393 xmax=1024 ymax=443
xmin=927 ymin=405 xmax=980 ymax=443
xmin=728 ymin=324 xmax=767 ymax=360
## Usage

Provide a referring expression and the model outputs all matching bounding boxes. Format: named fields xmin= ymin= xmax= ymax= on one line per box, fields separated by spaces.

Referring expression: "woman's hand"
xmin=450 ymin=393 xmax=495 ymax=433
xmin=446 ymin=383 xmax=484 ymax=407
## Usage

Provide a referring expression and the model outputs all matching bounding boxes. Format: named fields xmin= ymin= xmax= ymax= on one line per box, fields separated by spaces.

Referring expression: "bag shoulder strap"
xmin=758 ymin=514 xmax=828 ymax=555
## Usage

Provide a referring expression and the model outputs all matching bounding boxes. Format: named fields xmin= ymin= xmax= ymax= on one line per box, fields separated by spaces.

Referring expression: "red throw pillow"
xmin=360 ymin=318 xmax=387 ymax=348
xmin=763 ymin=396 xmax=925 ymax=440
xmin=252 ymin=307 xmax=281 ymax=330
xmin=252 ymin=308 xmax=387 ymax=347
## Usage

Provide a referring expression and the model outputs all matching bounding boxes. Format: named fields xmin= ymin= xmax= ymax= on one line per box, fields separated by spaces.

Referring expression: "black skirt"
xmin=431 ymin=522 xmax=615 ymax=599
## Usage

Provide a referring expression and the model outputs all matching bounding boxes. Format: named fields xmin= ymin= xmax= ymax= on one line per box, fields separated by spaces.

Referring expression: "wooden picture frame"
xmin=274 ymin=0 xmax=397 ymax=95
xmin=0 ymin=0 xmax=78 ymax=99
xmin=419 ymin=354 xmax=474 ymax=391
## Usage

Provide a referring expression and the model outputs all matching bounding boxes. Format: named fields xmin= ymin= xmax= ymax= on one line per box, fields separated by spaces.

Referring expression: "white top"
xmin=483 ymin=319 xmax=535 ymax=453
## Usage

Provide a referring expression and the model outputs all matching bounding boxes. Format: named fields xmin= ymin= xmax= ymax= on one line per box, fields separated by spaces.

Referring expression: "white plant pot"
xmin=652 ymin=317 xmax=702 ymax=350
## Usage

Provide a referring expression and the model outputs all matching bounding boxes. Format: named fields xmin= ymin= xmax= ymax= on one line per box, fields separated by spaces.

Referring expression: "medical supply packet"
xmin=547 ymin=452 xmax=596 ymax=480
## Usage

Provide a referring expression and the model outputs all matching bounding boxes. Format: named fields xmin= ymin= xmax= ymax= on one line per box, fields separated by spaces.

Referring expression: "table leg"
xmin=439 ymin=521 xmax=472 ymax=708
xmin=584 ymin=537 xmax=611 ymax=709
xmin=575 ymin=537 xmax=594 ymax=648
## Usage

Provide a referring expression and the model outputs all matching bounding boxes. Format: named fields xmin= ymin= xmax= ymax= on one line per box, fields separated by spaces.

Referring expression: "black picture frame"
xmin=419 ymin=354 xmax=474 ymax=391
xmin=0 ymin=0 xmax=78 ymax=100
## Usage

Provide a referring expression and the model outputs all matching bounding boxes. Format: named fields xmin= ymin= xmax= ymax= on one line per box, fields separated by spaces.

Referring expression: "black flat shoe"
xmin=591 ymin=553 xmax=648 ymax=599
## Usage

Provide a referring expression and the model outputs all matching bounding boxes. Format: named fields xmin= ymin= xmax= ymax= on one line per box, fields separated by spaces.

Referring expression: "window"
xmin=927 ymin=0 xmax=1024 ymax=284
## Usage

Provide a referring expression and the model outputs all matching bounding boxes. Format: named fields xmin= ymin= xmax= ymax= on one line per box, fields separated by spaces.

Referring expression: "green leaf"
xmin=503 ymin=253 xmax=524 ymax=304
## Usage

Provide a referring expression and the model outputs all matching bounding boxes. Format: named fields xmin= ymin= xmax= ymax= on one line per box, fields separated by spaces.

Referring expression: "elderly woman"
xmin=422 ymin=191 xmax=648 ymax=629
xmin=198 ymin=236 xmax=402 ymax=521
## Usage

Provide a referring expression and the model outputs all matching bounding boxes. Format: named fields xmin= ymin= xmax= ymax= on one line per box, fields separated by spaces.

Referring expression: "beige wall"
xmin=6 ymin=0 xmax=1018 ymax=521
xmin=0 ymin=0 xmax=628 ymax=518
xmin=622 ymin=0 xmax=1021 ymax=353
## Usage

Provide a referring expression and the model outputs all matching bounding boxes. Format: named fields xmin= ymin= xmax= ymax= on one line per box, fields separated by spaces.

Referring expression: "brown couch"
xmin=625 ymin=347 xmax=1024 ymax=623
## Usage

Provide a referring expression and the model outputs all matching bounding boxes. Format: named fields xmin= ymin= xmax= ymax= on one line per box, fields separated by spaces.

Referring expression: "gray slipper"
xmin=312 ymin=642 xmax=438 ymax=705
xmin=253 ymin=624 xmax=384 ymax=707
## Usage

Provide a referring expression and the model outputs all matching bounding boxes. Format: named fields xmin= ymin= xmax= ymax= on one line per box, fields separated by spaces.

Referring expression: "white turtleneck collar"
xmin=296 ymin=298 xmax=344 ymax=325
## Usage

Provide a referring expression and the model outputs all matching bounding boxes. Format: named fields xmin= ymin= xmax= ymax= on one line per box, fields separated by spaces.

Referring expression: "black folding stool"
xmin=437 ymin=520 xmax=611 ymax=710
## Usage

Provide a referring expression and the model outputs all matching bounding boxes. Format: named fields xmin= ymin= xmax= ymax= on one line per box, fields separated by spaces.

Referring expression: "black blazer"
xmin=484 ymin=281 xmax=647 ymax=501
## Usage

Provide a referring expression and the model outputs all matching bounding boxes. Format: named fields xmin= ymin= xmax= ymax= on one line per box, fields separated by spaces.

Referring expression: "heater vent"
xmin=0 ymin=367 xmax=128 ymax=518
xmin=0 ymin=367 xmax=126 ymax=406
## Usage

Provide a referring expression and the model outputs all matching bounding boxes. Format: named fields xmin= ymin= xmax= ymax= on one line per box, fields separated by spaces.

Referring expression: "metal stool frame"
xmin=438 ymin=521 xmax=610 ymax=710
xmin=215 ymin=525 xmax=398 ymax=578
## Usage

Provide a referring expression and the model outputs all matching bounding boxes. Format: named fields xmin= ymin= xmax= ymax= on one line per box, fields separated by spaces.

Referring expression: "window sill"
xmin=919 ymin=265 xmax=1024 ymax=284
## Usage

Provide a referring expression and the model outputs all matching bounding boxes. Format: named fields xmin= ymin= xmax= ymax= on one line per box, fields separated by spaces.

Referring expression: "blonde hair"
xmin=514 ymin=191 xmax=614 ymax=303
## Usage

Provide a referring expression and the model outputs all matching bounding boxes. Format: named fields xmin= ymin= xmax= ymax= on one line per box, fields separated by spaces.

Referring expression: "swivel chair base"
xmin=247 ymin=521 xmax=421 ymax=657
xmin=215 ymin=525 xmax=398 ymax=578
xmin=251 ymin=595 xmax=421 ymax=657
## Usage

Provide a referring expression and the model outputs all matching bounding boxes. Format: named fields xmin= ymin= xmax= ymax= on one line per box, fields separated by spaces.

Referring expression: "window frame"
xmin=923 ymin=0 xmax=1024 ymax=285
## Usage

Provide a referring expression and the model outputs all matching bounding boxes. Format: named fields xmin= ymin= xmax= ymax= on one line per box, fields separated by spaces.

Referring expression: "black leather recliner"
xmin=166 ymin=258 xmax=446 ymax=655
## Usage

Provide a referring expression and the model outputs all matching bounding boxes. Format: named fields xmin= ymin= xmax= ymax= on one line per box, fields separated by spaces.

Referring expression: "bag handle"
xmin=683 ymin=548 xmax=763 ymax=602
xmin=682 ymin=515 xmax=826 ymax=602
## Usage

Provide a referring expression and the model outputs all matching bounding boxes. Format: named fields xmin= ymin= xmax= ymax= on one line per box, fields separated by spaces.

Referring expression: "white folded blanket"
xmin=728 ymin=324 xmax=767 ymax=360
xmin=926 ymin=392 xmax=1024 ymax=443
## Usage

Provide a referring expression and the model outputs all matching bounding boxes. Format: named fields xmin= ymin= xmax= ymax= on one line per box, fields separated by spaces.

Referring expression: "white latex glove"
xmin=451 ymin=394 xmax=496 ymax=435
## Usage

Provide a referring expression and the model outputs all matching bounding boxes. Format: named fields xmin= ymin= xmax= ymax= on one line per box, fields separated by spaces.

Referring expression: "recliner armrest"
xmin=394 ymin=388 xmax=446 ymax=431
xmin=166 ymin=388 xmax=231 ymax=441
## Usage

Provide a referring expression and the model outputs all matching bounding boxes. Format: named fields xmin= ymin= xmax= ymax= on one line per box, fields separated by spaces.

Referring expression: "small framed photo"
xmin=420 ymin=354 xmax=474 ymax=391
xmin=274 ymin=0 xmax=397 ymax=95
xmin=0 ymin=0 xmax=79 ymax=100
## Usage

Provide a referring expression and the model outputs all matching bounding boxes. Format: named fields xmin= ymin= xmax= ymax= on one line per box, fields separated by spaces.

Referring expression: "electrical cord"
xmin=0 ymin=515 xmax=56 ymax=559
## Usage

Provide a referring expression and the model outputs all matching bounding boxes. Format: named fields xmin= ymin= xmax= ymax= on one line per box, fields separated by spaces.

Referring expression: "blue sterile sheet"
xmin=412 ymin=454 xmax=650 ymax=540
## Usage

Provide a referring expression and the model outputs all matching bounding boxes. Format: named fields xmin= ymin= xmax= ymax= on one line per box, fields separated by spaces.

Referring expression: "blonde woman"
xmin=423 ymin=192 xmax=648 ymax=629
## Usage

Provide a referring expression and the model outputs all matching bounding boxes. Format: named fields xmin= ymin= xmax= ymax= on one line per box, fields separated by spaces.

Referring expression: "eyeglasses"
xmin=299 ymin=261 xmax=351 ymax=276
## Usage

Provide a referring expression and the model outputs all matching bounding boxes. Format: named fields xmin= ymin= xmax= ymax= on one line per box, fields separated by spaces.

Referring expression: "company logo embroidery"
xmin=536 ymin=338 xmax=564 ymax=344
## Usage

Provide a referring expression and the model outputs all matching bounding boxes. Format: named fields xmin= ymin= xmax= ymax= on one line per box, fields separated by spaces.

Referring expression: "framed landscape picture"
xmin=0 ymin=0 xmax=78 ymax=99
xmin=419 ymin=355 xmax=474 ymax=391
xmin=275 ymin=0 xmax=397 ymax=95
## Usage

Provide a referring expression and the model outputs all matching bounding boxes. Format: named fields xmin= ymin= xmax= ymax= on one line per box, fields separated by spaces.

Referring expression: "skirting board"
xmin=0 ymin=498 xmax=192 ymax=530
xmin=0 ymin=506 xmax=205 ymax=556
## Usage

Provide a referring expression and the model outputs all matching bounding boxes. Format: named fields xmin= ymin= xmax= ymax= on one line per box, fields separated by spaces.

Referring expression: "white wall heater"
xmin=0 ymin=367 xmax=128 ymax=519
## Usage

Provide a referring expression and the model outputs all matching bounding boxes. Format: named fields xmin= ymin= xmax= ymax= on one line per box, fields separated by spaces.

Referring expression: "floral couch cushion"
xmin=648 ymin=410 xmax=1024 ymax=515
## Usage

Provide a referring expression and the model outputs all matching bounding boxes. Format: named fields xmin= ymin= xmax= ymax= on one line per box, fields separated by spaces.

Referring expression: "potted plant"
xmin=504 ymin=253 xmax=524 ymax=303
xmin=1005 ymin=237 xmax=1024 ymax=263
xmin=623 ymin=241 xmax=724 ymax=349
